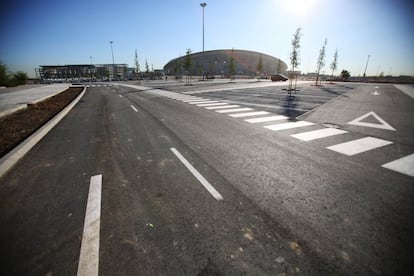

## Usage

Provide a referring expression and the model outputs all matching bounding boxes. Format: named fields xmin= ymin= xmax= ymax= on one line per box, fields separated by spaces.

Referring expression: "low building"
xmin=35 ymin=64 xmax=128 ymax=82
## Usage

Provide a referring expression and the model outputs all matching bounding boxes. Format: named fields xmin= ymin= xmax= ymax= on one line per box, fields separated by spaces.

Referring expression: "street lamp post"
xmin=363 ymin=54 xmax=371 ymax=78
xmin=200 ymin=2 xmax=207 ymax=80
xmin=109 ymin=41 xmax=115 ymax=82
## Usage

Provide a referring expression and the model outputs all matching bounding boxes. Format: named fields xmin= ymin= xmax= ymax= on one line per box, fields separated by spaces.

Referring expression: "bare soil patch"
xmin=0 ymin=87 xmax=83 ymax=158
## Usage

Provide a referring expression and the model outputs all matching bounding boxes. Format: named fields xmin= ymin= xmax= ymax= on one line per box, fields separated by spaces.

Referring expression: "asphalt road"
xmin=0 ymin=81 xmax=413 ymax=275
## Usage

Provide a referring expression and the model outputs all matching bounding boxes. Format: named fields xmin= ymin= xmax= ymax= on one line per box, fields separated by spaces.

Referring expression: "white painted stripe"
xmin=382 ymin=153 xmax=414 ymax=177
xmin=170 ymin=148 xmax=223 ymax=201
xmin=197 ymin=102 xmax=228 ymax=107
xmin=245 ymin=115 xmax=288 ymax=123
xmin=216 ymin=108 xmax=253 ymax=113
xmin=77 ymin=174 xmax=102 ymax=276
xmin=119 ymin=94 xmax=123 ymax=98
xmin=229 ymin=111 xmax=270 ymax=118
xmin=265 ymin=121 xmax=315 ymax=131
xmin=327 ymin=137 xmax=393 ymax=156
xmin=130 ymin=105 xmax=138 ymax=112
xmin=291 ymin=128 xmax=348 ymax=141
xmin=189 ymin=100 xmax=218 ymax=104
xmin=181 ymin=98 xmax=207 ymax=102
xmin=205 ymin=105 xmax=240 ymax=110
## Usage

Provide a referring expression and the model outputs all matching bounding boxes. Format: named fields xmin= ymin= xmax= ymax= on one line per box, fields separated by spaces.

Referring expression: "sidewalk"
xmin=0 ymin=84 xmax=69 ymax=117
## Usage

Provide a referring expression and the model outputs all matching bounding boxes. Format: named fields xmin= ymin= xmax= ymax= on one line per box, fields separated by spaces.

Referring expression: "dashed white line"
xmin=205 ymin=105 xmax=240 ymax=110
xmin=170 ymin=148 xmax=223 ymax=201
xmin=216 ymin=108 xmax=253 ymax=113
xmin=291 ymin=128 xmax=348 ymax=141
xmin=229 ymin=111 xmax=270 ymax=118
xmin=327 ymin=137 xmax=393 ymax=156
xmin=119 ymin=95 xmax=123 ymax=98
xmin=264 ymin=121 xmax=315 ymax=131
xmin=130 ymin=105 xmax=138 ymax=112
xmin=382 ymin=153 xmax=414 ymax=177
xmin=245 ymin=115 xmax=288 ymax=123
xmin=77 ymin=174 xmax=102 ymax=276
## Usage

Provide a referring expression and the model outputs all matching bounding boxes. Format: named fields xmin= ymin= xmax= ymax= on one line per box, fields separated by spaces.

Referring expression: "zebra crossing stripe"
xmin=216 ymin=108 xmax=253 ymax=113
xmin=205 ymin=105 xmax=240 ymax=110
xmin=188 ymin=100 xmax=217 ymax=104
xmin=182 ymin=99 xmax=209 ymax=102
xmin=291 ymin=128 xmax=348 ymax=141
xmin=245 ymin=115 xmax=288 ymax=123
xmin=382 ymin=153 xmax=414 ymax=177
xmin=327 ymin=137 xmax=393 ymax=156
xmin=264 ymin=121 xmax=314 ymax=131
xmin=229 ymin=111 xmax=270 ymax=118
xmin=197 ymin=102 xmax=229 ymax=107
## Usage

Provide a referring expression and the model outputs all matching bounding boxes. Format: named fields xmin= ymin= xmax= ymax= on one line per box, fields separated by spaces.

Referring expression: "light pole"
xmin=109 ymin=41 xmax=115 ymax=82
xmin=200 ymin=2 xmax=207 ymax=80
xmin=363 ymin=54 xmax=371 ymax=78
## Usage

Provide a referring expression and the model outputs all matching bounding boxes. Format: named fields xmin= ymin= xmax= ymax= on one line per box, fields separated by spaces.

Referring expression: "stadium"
xmin=163 ymin=49 xmax=287 ymax=77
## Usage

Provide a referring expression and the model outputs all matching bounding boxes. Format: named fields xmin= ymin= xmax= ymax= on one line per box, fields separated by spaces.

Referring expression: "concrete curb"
xmin=31 ymin=85 xmax=70 ymax=105
xmin=0 ymin=104 xmax=28 ymax=118
xmin=0 ymin=86 xmax=87 ymax=179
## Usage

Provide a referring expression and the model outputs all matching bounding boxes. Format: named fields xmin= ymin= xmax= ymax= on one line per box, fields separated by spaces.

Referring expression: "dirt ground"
xmin=0 ymin=87 xmax=83 ymax=158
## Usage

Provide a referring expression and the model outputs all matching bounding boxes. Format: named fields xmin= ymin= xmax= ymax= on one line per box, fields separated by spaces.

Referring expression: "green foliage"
xmin=0 ymin=62 xmax=28 ymax=87
xmin=0 ymin=63 xmax=7 ymax=86
xmin=183 ymin=48 xmax=192 ymax=74
xmin=340 ymin=69 xmax=351 ymax=80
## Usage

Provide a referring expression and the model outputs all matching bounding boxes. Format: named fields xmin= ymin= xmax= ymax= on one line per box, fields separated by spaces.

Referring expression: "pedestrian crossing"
xmin=86 ymin=83 xmax=114 ymax=87
xmin=149 ymin=89 xmax=413 ymax=178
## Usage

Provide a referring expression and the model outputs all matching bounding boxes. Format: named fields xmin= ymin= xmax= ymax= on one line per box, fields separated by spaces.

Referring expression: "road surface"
xmin=0 ymin=81 xmax=413 ymax=275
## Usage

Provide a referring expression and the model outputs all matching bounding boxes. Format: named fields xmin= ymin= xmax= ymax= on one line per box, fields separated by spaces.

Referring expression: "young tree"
xmin=145 ymin=59 xmax=149 ymax=74
xmin=229 ymin=48 xmax=236 ymax=80
xmin=315 ymin=38 xmax=327 ymax=86
xmin=330 ymin=49 xmax=338 ymax=80
xmin=134 ymin=49 xmax=140 ymax=74
xmin=289 ymin=27 xmax=302 ymax=92
xmin=183 ymin=48 xmax=192 ymax=75
xmin=257 ymin=54 xmax=263 ymax=79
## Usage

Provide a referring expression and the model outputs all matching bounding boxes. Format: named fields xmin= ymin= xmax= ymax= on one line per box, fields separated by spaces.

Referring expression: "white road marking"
xmin=205 ymin=105 xmax=240 ymax=110
xmin=264 ymin=121 xmax=315 ymax=131
xmin=347 ymin=111 xmax=396 ymax=131
xmin=119 ymin=95 xmax=123 ymax=98
xmin=189 ymin=100 xmax=218 ymax=104
xmin=216 ymin=108 xmax=253 ymax=113
xmin=197 ymin=102 xmax=228 ymax=107
xmin=395 ymin=84 xmax=414 ymax=99
xmin=170 ymin=148 xmax=223 ymax=201
xmin=291 ymin=128 xmax=348 ymax=141
xmin=327 ymin=137 xmax=393 ymax=156
xmin=245 ymin=115 xmax=288 ymax=123
xmin=130 ymin=105 xmax=138 ymax=112
xmin=77 ymin=174 xmax=102 ymax=276
xmin=229 ymin=111 xmax=270 ymax=118
xmin=181 ymin=98 xmax=208 ymax=102
xmin=382 ymin=154 xmax=414 ymax=177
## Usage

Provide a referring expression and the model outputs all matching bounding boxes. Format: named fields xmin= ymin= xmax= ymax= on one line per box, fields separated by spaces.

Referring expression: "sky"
xmin=0 ymin=0 xmax=413 ymax=78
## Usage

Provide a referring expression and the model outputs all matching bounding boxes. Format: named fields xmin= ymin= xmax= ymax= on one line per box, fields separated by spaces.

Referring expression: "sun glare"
xmin=282 ymin=0 xmax=317 ymax=17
